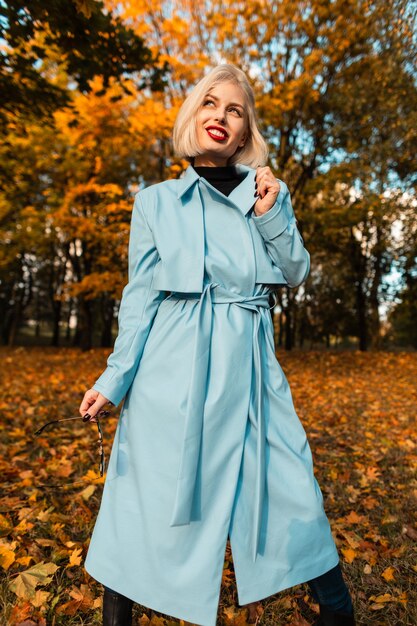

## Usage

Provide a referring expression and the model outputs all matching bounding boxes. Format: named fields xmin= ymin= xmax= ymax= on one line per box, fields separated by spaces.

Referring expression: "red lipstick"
xmin=205 ymin=126 xmax=228 ymax=141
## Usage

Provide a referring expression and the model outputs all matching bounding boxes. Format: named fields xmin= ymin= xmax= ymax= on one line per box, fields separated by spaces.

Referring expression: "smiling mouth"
xmin=206 ymin=127 xmax=228 ymax=141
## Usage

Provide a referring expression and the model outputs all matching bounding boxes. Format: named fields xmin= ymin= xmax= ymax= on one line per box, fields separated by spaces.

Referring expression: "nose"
xmin=214 ymin=108 xmax=227 ymax=124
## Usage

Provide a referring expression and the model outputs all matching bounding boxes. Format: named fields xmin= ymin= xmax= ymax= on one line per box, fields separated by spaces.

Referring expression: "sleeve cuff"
xmin=92 ymin=374 xmax=124 ymax=408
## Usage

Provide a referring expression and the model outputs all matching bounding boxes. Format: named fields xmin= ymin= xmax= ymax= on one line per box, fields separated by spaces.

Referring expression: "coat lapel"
xmin=176 ymin=165 xmax=200 ymax=200
xmin=228 ymin=164 xmax=257 ymax=216
xmin=177 ymin=164 xmax=258 ymax=217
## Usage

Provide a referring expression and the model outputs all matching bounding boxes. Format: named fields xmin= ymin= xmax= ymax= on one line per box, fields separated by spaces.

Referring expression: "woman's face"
xmin=194 ymin=81 xmax=248 ymax=167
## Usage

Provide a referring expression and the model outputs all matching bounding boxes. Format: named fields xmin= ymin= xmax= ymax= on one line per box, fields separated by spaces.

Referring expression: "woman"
xmin=80 ymin=64 xmax=356 ymax=626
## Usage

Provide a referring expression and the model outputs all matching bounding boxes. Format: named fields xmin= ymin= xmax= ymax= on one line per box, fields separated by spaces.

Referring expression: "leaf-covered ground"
xmin=0 ymin=347 xmax=416 ymax=626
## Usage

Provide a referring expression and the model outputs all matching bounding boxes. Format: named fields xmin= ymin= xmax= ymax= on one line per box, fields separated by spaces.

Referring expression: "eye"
xmin=229 ymin=106 xmax=242 ymax=116
xmin=203 ymin=98 xmax=215 ymax=106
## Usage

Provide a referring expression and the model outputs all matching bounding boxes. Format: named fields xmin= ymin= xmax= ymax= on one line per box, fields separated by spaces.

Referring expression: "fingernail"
xmin=254 ymin=191 xmax=258 ymax=197
xmin=83 ymin=413 xmax=91 ymax=422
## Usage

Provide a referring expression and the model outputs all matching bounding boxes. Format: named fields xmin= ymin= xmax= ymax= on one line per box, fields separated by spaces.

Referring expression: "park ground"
xmin=0 ymin=347 xmax=416 ymax=625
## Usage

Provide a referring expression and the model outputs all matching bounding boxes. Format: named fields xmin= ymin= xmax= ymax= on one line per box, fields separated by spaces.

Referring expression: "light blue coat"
xmin=92 ymin=163 xmax=310 ymax=408
xmin=85 ymin=164 xmax=339 ymax=626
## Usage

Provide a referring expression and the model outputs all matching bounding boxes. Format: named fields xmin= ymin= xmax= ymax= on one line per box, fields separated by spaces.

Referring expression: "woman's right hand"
xmin=79 ymin=388 xmax=113 ymax=422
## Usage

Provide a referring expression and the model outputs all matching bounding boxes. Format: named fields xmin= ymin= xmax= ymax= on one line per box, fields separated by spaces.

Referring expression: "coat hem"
xmin=84 ymin=561 xmax=219 ymax=626
xmin=235 ymin=549 xmax=340 ymax=606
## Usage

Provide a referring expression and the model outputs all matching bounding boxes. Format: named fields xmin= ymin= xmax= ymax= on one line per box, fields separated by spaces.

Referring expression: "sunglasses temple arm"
xmin=33 ymin=416 xmax=85 ymax=436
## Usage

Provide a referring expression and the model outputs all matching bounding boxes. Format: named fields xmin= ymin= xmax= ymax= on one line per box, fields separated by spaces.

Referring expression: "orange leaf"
xmin=345 ymin=511 xmax=367 ymax=524
xmin=15 ymin=556 xmax=34 ymax=567
xmin=0 ymin=544 xmax=16 ymax=570
xmin=369 ymin=593 xmax=393 ymax=604
xmin=67 ymin=548 xmax=83 ymax=568
xmin=9 ymin=600 xmax=33 ymax=624
xmin=381 ymin=566 xmax=395 ymax=581
xmin=56 ymin=584 xmax=95 ymax=615
xmin=341 ymin=547 xmax=356 ymax=563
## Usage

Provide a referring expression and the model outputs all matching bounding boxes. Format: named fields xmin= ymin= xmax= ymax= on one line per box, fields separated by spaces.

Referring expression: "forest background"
xmin=1 ymin=0 xmax=416 ymax=352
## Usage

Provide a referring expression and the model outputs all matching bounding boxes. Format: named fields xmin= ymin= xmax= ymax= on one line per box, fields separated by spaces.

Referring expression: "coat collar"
xmin=176 ymin=163 xmax=258 ymax=216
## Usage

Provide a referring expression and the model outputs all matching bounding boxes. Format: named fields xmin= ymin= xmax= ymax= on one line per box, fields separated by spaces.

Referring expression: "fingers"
xmin=255 ymin=166 xmax=280 ymax=200
xmin=79 ymin=388 xmax=98 ymax=413
xmin=79 ymin=389 xmax=111 ymax=423
xmin=256 ymin=167 xmax=278 ymax=196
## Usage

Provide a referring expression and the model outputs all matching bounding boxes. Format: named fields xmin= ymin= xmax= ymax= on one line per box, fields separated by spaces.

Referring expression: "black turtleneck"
xmin=192 ymin=164 xmax=247 ymax=197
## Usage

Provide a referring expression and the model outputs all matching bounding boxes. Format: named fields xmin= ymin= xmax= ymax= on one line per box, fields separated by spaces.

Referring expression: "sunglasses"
xmin=33 ymin=409 xmax=112 ymax=489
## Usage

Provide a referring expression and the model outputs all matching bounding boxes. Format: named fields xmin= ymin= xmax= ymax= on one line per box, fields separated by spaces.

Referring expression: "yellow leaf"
xmin=37 ymin=506 xmax=54 ymax=522
xmin=14 ymin=519 xmax=34 ymax=534
xmin=82 ymin=468 xmax=105 ymax=483
xmin=67 ymin=548 xmax=83 ymax=568
xmin=16 ymin=555 xmax=34 ymax=567
xmin=9 ymin=561 xmax=59 ymax=599
xmin=397 ymin=591 xmax=408 ymax=605
xmin=341 ymin=547 xmax=356 ymax=563
xmin=381 ymin=566 xmax=395 ymax=581
xmin=80 ymin=484 xmax=96 ymax=500
xmin=0 ymin=544 xmax=15 ymax=570
xmin=369 ymin=593 xmax=393 ymax=604
xmin=31 ymin=588 xmax=51 ymax=608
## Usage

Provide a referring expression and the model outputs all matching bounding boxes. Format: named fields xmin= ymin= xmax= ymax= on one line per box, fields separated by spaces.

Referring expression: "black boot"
xmin=314 ymin=603 xmax=356 ymax=626
xmin=102 ymin=586 xmax=133 ymax=626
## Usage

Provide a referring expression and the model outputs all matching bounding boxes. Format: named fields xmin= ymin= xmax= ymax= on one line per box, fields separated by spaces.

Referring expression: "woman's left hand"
xmin=253 ymin=166 xmax=281 ymax=216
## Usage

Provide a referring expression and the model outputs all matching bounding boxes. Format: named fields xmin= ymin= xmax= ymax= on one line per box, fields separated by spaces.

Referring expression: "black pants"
xmin=307 ymin=563 xmax=354 ymax=613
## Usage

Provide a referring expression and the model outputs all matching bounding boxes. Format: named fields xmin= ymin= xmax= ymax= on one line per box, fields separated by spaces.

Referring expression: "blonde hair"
xmin=172 ymin=64 xmax=269 ymax=167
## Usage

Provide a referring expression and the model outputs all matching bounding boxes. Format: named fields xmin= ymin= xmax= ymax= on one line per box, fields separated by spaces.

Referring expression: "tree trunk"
xmin=369 ymin=223 xmax=383 ymax=349
xmin=51 ymin=298 xmax=62 ymax=347
xmin=77 ymin=298 xmax=94 ymax=351
xmin=101 ymin=297 xmax=115 ymax=347
xmin=7 ymin=300 xmax=22 ymax=347
xmin=66 ymin=299 xmax=74 ymax=342
xmin=349 ymin=227 xmax=368 ymax=351
xmin=356 ymin=280 xmax=368 ymax=351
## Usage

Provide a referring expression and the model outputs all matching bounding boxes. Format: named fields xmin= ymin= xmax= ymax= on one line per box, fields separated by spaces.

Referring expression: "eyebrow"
xmin=204 ymin=93 xmax=244 ymax=110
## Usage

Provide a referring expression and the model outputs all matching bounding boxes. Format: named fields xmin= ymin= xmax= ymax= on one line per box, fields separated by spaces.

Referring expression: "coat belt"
xmin=167 ymin=282 xmax=276 ymax=562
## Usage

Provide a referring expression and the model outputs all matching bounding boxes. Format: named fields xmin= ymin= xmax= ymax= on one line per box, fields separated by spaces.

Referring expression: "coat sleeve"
xmin=251 ymin=179 xmax=310 ymax=288
xmin=92 ymin=191 xmax=166 ymax=407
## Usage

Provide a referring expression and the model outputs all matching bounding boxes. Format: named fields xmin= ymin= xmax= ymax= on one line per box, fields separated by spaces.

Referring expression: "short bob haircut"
xmin=172 ymin=64 xmax=269 ymax=168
